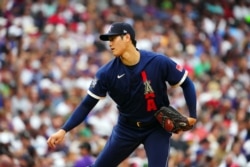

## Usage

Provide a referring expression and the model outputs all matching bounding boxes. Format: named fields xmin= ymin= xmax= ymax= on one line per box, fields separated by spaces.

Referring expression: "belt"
xmin=121 ymin=117 xmax=157 ymax=128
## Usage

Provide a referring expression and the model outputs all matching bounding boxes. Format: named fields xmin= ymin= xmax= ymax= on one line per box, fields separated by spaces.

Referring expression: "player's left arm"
xmin=180 ymin=76 xmax=197 ymax=119
xmin=154 ymin=75 xmax=197 ymax=133
xmin=159 ymin=55 xmax=197 ymax=119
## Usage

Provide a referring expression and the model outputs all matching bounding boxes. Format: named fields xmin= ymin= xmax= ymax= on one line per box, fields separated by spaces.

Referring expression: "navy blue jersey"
xmin=88 ymin=50 xmax=187 ymax=122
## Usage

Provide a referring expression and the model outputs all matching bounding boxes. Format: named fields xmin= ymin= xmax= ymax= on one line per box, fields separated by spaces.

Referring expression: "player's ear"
xmin=124 ymin=33 xmax=133 ymax=43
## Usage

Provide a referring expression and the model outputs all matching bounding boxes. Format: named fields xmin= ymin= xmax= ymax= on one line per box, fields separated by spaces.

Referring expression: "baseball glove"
xmin=154 ymin=106 xmax=196 ymax=133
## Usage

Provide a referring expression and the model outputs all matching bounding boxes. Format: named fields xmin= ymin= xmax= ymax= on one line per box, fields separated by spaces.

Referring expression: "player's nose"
xmin=109 ymin=43 xmax=113 ymax=49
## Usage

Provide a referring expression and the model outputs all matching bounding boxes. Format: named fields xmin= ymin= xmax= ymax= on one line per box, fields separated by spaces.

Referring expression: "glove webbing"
xmin=166 ymin=106 xmax=188 ymax=127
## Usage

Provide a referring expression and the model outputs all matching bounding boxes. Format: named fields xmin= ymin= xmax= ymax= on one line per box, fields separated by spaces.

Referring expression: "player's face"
xmin=108 ymin=35 xmax=128 ymax=57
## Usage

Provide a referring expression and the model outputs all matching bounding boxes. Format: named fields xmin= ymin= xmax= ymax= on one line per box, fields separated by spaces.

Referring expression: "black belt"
xmin=120 ymin=117 xmax=157 ymax=128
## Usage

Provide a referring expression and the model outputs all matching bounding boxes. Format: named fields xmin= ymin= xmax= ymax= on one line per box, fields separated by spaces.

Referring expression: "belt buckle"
xmin=136 ymin=121 xmax=142 ymax=128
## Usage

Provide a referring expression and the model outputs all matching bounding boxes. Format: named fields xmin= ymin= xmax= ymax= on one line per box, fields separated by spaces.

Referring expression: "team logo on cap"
xmin=108 ymin=25 xmax=114 ymax=33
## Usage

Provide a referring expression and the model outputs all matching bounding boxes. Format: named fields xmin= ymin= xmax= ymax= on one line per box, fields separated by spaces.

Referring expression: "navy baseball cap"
xmin=100 ymin=22 xmax=135 ymax=41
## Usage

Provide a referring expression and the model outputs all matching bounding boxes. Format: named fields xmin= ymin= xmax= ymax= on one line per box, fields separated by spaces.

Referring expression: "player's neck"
xmin=120 ymin=47 xmax=140 ymax=66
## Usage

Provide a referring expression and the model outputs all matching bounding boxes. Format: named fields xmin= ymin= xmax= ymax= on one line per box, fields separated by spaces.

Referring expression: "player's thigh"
xmin=144 ymin=127 xmax=172 ymax=167
xmin=93 ymin=125 xmax=140 ymax=167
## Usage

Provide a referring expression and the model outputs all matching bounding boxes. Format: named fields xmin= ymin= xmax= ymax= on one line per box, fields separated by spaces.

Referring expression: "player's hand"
xmin=187 ymin=117 xmax=197 ymax=125
xmin=47 ymin=129 xmax=66 ymax=149
xmin=172 ymin=118 xmax=197 ymax=134
xmin=187 ymin=117 xmax=197 ymax=126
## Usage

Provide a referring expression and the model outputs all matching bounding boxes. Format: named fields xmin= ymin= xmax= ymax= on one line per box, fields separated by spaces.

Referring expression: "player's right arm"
xmin=47 ymin=94 xmax=99 ymax=149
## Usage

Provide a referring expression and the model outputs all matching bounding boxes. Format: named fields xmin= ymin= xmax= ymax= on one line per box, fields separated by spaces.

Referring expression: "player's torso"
xmin=105 ymin=51 xmax=169 ymax=119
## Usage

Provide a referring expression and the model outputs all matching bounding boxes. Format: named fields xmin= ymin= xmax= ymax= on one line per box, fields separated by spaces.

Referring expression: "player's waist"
xmin=119 ymin=116 xmax=157 ymax=128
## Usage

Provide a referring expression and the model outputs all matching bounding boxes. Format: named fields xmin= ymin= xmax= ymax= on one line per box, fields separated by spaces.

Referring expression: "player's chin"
xmin=112 ymin=52 xmax=120 ymax=57
xmin=111 ymin=49 xmax=119 ymax=56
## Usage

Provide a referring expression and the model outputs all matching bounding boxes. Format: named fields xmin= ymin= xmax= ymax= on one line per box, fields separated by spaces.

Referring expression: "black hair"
xmin=120 ymin=35 xmax=137 ymax=47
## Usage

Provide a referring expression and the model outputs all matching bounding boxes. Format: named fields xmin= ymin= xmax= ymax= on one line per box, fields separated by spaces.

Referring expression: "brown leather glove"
xmin=154 ymin=106 xmax=196 ymax=133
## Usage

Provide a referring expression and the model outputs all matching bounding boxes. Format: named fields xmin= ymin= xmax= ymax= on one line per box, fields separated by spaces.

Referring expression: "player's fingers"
xmin=47 ymin=137 xmax=53 ymax=148
xmin=187 ymin=117 xmax=196 ymax=125
xmin=47 ymin=130 xmax=66 ymax=148
xmin=47 ymin=137 xmax=56 ymax=148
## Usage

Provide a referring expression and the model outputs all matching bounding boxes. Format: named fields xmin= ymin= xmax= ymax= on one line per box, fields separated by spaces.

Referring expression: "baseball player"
xmin=47 ymin=22 xmax=197 ymax=167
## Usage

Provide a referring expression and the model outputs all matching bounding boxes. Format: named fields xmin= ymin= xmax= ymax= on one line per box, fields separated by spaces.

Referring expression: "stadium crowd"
xmin=0 ymin=0 xmax=249 ymax=166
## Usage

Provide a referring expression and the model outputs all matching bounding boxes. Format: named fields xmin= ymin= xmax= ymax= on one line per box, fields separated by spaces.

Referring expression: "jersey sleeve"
xmin=160 ymin=55 xmax=188 ymax=87
xmin=87 ymin=69 xmax=108 ymax=99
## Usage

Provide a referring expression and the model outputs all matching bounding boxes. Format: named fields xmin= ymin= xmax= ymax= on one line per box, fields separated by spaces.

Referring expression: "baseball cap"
xmin=100 ymin=22 xmax=135 ymax=41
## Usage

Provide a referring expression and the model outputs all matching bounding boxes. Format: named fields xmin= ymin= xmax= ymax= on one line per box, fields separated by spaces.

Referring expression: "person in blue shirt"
xmin=47 ymin=22 xmax=197 ymax=167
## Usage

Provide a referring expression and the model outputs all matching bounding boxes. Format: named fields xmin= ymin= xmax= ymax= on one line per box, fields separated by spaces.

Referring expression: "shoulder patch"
xmin=176 ymin=64 xmax=183 ymax=72
xmin=90 ymin=78 xmax=98 ymax=88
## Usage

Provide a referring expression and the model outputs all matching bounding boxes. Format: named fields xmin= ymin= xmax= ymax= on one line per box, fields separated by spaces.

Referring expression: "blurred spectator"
xmin=74 ymin=141 xmax=95 ymax=167
xmin=128 ymin=144 xmax=148 ymax=167
xmin=0 ymin=154 xmax=14 ymax=167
